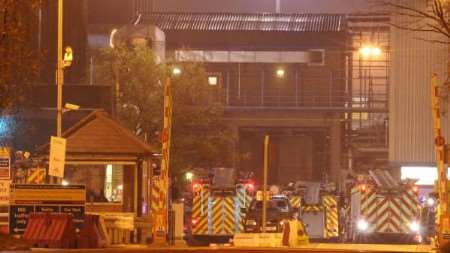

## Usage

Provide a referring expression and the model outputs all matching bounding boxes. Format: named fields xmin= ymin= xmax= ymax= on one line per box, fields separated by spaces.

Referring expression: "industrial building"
xmin=24 ymin=0 xmax=393 ymax=186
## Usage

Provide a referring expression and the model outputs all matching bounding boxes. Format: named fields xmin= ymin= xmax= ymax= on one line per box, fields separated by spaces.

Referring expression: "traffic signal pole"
xmin=152 ymin=77 xmax=172 ymax=244
xmin=431 ymin=74 xmax=450 ymax=250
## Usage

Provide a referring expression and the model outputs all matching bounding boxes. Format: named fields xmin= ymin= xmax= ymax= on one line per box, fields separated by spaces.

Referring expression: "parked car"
xmin=243 ymin=195 xmax=296 ymax=233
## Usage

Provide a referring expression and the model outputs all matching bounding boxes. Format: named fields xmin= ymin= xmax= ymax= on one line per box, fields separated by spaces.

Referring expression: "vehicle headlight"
xmin=409 ymin=221 xmax=420 ymax=232
xmin=246 ymin=220 xmax=257 ymax=226
xmin=357 ymin=219 xmax=369 ymax=231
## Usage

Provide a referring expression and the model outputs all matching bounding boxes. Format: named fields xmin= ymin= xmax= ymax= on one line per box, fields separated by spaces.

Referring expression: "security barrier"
xmin=23 ymin=213 xmax=76 ymax=248
xmin=77 ymin=214 xmax=109 ymax=248
xmin=95 ymin=213 xmax=134 ymax=244
xmin=86 ymin=212 xmax=136 ymax=244
xmin=233 ymin=222 xmax=309 ymax=248
xmin=233 ymin=233 xmax=283 ymax=247
xmin=282 ymin=219 xmax=309 ymax=247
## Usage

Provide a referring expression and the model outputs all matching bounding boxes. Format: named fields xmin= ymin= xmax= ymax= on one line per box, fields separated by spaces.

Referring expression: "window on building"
xmin=64 ymin=164 xmax=124 ymax=203
xmin=308 ymin=50 xmax=325 ymax=66
xmin=352 ymin=97 xmax=369 ymax=120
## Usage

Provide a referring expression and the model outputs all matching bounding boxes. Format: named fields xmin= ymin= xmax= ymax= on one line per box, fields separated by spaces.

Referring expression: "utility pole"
xmin=262 ymin=135 xmax=269 ymax=233
xmin=56 ymin=0 xmax=63 ymax=137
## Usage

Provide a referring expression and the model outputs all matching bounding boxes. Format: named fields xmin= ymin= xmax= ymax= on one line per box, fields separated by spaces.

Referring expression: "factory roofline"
xmin=138 ymin=12 xmax=346 ymax=33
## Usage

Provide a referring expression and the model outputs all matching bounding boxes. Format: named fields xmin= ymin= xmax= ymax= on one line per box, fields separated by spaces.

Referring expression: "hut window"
xmin=64 ymin=164 xmax=124 ymax=203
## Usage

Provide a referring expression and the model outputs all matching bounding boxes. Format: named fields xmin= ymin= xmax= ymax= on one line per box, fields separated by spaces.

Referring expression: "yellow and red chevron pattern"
xmin=236 ymin=186 xmax=252 ymax=209
xmin=323 ymin=195 xmax=339 ymax=238
xmin=210 ymin=196 xmax=237 ymax=235
xmin=211 ymin=197 xmax=223 ymax=234
xmin=192 ymin=188 xmax=209 ymax=235
xmin=222 ymin=196 xmax=236 ymax=234
xmin=151 ymin=178 xmax=163 ymax=215
xmin=192 ymin=187 xmax=242 ymax=236
xmin=237 ymin=185 xmax=253 ymax=232
xmin=290 ymin=196 xmax=302 ymax=209
xmin=152 ymin=78 xmax=173 ymax=243
xmin=356 ymin=185 xmax=420 ymax=234
xmin=26 ymin=167 xmax=46 ymax=184
xmin=302 ymin=204 xmax=323 ymax=212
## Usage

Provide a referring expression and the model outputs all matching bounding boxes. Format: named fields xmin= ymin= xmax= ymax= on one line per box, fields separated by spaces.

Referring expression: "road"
xmin=2 ymin=243 xmax=434 ymax=253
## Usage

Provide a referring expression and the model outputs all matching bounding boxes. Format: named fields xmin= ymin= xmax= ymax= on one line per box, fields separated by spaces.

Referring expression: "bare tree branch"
xmin=376 ymin=0 xmax=450 ymax=43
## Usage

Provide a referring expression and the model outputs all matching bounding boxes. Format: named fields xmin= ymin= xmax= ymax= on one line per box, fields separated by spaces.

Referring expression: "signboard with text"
xmin=48 ymin=136 xmax=66 ymax=178
xmin=0 ymin=180 xmax=10 ymax=204
xmin=9 ymin=184 xmax=85 ymax=234
xmin=0 ymin=148 xmax=10 ymax=179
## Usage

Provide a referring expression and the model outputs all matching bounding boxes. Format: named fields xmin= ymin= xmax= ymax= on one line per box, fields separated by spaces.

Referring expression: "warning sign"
xmin=48 ymin=136 xmax=66 ymax=178
xmin=26 ymin=167 xmax=46 ymax=184
xmin=0 ymin=180 xmax=9 ymax=204
xmin=0 ymin=148 xmax=10 ymax=179
xmin=9 ymin=184 xmax=85 ymax=234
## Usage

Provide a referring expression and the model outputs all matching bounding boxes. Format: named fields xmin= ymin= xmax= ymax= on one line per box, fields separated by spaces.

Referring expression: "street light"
xmin=208 ymin=75 xmax=218 ymax=86
xmin=172 ymin=66 xmax=182 ymax=76
xmin=359 ymin=45 xmax=382 ymax=58
xmin=185 ymin=171 xmax=194 ymax=181
xmin=276 ymin=68 xmax=285 ymax=78
xmin=56 ymin=0 xmax=74 ymax=137
xmin=63 ymin=103 xmax=80 ymax=113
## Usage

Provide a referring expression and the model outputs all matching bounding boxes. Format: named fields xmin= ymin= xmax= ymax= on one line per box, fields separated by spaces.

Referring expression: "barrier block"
xmin=233 ymin=233 xmax=283 ymax=247
xmin=23 ymin=213 xmax=76 ymax=248
xmin=78 ymin=214 xmax=109 ymax=248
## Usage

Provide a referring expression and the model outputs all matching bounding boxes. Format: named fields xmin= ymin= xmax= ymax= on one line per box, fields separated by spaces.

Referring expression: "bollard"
xmin=168 ymin=210 xmax=175 ymax=245
xmin=78 ymin=214 xmax=108 ymax=248
xmin=282 ymin=220 xmax=290 ymax=246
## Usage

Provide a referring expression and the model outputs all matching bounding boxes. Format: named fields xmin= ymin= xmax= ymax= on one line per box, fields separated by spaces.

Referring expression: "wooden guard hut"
xmin=39 ymin=110 xmax=155 ymax=243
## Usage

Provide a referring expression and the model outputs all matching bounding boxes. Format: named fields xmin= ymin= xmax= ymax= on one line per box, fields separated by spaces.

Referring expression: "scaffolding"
xmin=347 ymin=13 xmax=390 ymax=173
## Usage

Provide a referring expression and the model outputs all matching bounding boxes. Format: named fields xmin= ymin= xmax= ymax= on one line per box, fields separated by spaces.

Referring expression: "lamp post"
xmin=56 ymin=0 xmax=63 ymax=137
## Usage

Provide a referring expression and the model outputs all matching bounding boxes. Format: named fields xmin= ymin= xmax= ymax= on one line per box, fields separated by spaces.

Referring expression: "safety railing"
xmin=224 ymin=90 xmax=388 ymax=110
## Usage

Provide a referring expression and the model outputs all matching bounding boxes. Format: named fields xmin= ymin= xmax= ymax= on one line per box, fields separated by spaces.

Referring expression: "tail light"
xmin=193 ymin=183 xmax=200 ymax=191
xmin=360 ymin=184 xmax=367 ymax=192
xmin=246 ymin=182 xmax=255 ymax=191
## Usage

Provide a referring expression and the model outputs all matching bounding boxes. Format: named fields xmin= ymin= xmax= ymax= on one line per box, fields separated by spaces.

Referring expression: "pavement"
xmin=0 ymin=243 xmax=435 ymax=253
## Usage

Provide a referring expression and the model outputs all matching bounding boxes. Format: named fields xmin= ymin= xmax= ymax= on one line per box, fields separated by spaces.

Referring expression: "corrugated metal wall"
xmin=389 ymin=0 xmax=448 ymax=165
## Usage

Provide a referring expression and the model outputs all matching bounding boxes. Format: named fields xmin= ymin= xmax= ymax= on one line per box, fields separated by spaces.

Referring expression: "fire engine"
xmin=187 ymin=168 xmax=255 ymax=245
xmin=285 ymin=182 xmax=339 ymax=241
xmin=349 ymin=169 xmax=420 ymax=243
